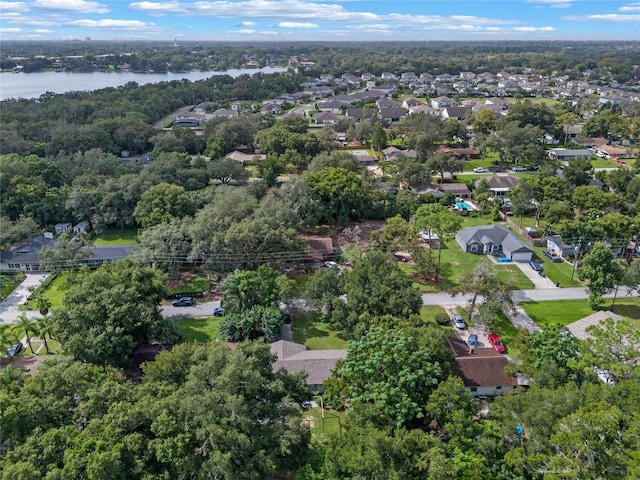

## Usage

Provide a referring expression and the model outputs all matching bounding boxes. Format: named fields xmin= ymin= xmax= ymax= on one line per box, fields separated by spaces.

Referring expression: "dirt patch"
xmin=449 ymin=262 xmax=460 ymax=267
xmin=335 ymin=220 xmax=386 ymax=248
xmin=167 ymin=271 xmax=196 ymax=291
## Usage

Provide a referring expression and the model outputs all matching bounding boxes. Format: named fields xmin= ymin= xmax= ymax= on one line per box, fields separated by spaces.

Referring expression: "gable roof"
xmin=566 ymin=311 xmax=625 ymax=340
xmin=477 ymin=176 xmax=519 ymax=190
xmin=270 ymin=340 xmax=347 ymax=386
xmin=457 ymin=224 xmax=533 ymax=253
xmin=0 ymin=236 xmax=58 ymax=264
xmin=447 ymin=338 xmax=517 ymax=388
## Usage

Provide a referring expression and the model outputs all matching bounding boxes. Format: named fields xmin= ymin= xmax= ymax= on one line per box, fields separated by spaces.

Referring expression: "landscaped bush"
xmin=435 ymin=312 xmax=450 ymax=326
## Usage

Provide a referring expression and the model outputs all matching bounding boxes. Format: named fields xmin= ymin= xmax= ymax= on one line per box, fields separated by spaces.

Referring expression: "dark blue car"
xmin=172 ymin=297 xmax=194 ymax=307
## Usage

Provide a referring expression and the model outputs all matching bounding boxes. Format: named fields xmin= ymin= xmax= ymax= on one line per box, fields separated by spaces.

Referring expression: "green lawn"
xmin=303 ymin=406 xmax=346 ymax=438
xmin=292 ymin=312 xmax=348 ymax=350
xmin=590 ymin=157 xmax=623 ymax=168
xmin=503 ymin=97 xmax=560 ymax=107
xmin=167 ymin=274 xmax=209 ymax=296
xmin=495 ymin=265 xmax=535 ymax=290
xmin=521 ymin=300 xmax=596 ymax=328
xmin=93 ymin=228 xmax=138 ymax=245
xmin=176 ymin=316 xmax=222 ymax=342
xmin=27 ymin=272 xmax=70 ymax=309
xmin=1 ymin=272 xmax=25 ymax=300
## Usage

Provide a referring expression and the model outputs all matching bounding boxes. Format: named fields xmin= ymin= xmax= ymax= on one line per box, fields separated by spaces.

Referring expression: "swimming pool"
xmin=456 ymin=199 xmax=476 ymax=211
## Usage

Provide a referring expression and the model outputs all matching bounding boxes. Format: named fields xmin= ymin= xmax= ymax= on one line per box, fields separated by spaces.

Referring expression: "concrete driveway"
xmin=0 ymin=273 xmax=49 ymax=324
xmin=514 ymin=262 xmax=557 ymax=289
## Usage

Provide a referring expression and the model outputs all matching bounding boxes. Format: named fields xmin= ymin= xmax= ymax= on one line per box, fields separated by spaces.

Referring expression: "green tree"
xmin=578 ymin=242 xmax=622 ymax=308
xmin=52 ymin=260 xmax=178 ymax=367
xmin=335 ymin=251 xmax=422 ymax=336
xmin=35 ymin=315 xmax=55 ymax=354
xmin=135 ymin=217 xmax=192 ymax=278
xmin=575 ymin=318 xmax=640 ymax=382
xmin=371 ymin=126 xmax=388 ymax=154
xmin=38 ymin=235 xmax=94 ymax=272
xmin=133 ymin=182 xmax=196 ymax=229
xmin=412 ymin=203 xmax=462 ymax=281
xmin=303 ymin=266 xmax=344 ymax=314
xmin=206 ymin=158 xmax=249 ymax=185
xmin=563 ymin=157 xmax=593 ymax=188
xmin=333 ymin=326 xmax=450 ymax=427
xmin=221 ymin=265 xmax=292 ymax=314
xmin=11 ymin=314 xmax=37 ymax=354
xmin=425 ymin=151 xmax=464 ymax=183
xmin=219 ymin=305 xmax=284 ymax=342
xmin=304 ymin=167 xmax=373 ymax=225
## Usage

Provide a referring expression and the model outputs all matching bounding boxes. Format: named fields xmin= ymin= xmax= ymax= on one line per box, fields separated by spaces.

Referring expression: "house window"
xmin=470 ymin=244 xmax=478 ymax=253
xmin=470 ymin=387 xmax=478 ymax=392
xmin=496 ymin=386 xmax=502 ymax=390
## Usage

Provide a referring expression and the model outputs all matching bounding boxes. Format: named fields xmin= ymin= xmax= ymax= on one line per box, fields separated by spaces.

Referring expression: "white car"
xmin=473 ymin=167 xmax=488 ymax=173
xmin=512 ymin=166 xmax=528 ymax=172
xmin=322 ymin=261 xmax=338 ymax=268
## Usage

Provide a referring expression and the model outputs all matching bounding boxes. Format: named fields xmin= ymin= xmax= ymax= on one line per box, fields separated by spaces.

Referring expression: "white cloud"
xmin=228 ymin=28 xmax=256 ymax=33
xmin=0 ymin=27 xmax=22 ymax=32
xmin=34 ymin=28 xmax=53 ymax=32
xmin=278 ymin=21 xmax=317 ymax=28
xmin=565 ymin=13 xmax=640 ymax=22
xmin=0 ymin=2 xmax=28 ymax=12
xmin=241 ymin=21 xmax=256 ymax=26
xmin=513 ymin=26 xmax=555 ymax=31
xmin=33 ymin=0 xmax=109 ymax=13
xmin=619 ymin=2 xmax=640 ymax=12
xmin=130 ymin=0 xmax=377 ymax=21
xmin=67 ymin=18 xmax=156 ymax=29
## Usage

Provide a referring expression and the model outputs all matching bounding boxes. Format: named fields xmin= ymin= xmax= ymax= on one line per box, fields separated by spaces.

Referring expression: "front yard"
xmin=175 ymin=316 xmax=222 ymax=342
xmin=92 ymin=228 xmax=138 ymax=245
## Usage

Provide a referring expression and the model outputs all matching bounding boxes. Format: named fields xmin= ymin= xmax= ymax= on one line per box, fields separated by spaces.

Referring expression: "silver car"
xmin=452 ymin=313 xmax=466 ymax=329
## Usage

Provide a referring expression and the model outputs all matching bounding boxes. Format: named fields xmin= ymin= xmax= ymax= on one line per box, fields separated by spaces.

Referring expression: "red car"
xmin=487 ymin=333 xmax=505 ymax=353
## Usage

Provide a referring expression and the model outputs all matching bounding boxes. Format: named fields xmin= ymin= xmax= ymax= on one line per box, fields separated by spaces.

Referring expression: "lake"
xmin=0 ymin=67 xmax=287 ymax=101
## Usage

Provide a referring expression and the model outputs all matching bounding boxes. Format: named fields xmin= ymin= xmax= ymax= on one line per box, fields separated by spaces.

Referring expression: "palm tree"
xmin=0 ymin=364 xmax=28 ymax=391
xmin=0 ymin=324 xmax=18 ymax=353
xmin=34 ymin=295 xmax=52 ymax=317
xmin=36 ymin=315 xmax=55 ymax=354
xmin=12 ymin=314 xmax=37 ymax=354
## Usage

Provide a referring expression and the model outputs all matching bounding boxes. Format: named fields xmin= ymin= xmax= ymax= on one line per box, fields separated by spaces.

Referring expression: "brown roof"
xmin=438 ymin=183 xmax=471 ymax=195
xmin=446 ymin=337 xmax=517 ymax=388
xmin=298 ymin=235 xmax=334 ymax=260
xmin=270 ymin=340 xmax=346 ymax=386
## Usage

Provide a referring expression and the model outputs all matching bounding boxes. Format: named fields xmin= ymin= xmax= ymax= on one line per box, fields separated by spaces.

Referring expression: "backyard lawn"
xmin=92 ymin=228 xmax=138 ymax=245
xmin=292 ymin=312 xmax=348 ymax=350
xmin=175 ymin=316 xmax=222 ymax=342
xmin=521 ymin=300 xmax=596 ymax=328
xmin=303 ymin=406 xmax=346 ymax=438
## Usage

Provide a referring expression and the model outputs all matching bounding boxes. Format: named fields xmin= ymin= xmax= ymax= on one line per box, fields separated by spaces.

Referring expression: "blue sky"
xmin=1 ymin=0 xmax=639 ymax=41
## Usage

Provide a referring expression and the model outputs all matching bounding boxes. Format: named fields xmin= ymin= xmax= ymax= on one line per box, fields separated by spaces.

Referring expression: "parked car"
xmin=452 ymin=313 xmax=466 ymax=329
xmin=487 ymin=332 xmax=505 ymax=353
xmin=467 ymin=334 xmax=478 ymax=350
xmin=323 ymin=261 xmax=338 ymax=268
xmin=529 ymin=261 xmax=543 ymax=272
xmin=213 ymin=306 xmax=225 ymax=317
xmin=172 ymin=297 xmax=195 ymax=307
xmin=473 ymin=167 xmax=488 ymax=173
xmin=512 ymin=165 xmax=528 ymax=172
xmin=7 ymin=342 xmax=23 ymax=357
xmin=543 ymin=250 xmax=562 ymax=262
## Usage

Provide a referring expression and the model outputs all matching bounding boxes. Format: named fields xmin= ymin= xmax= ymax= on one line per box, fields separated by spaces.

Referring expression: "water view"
xmin=0 ymin=67 xmax=287 ymax=101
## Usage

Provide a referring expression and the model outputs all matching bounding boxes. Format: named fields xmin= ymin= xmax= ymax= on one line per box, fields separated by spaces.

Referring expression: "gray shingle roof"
xmin=457 ymin=225 xmax=533 ymax=253
xmin=270 ymin=340 xmax=346 ymax=387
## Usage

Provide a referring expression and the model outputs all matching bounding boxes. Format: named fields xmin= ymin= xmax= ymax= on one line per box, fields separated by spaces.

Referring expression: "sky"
xmin=1 ymin=0 xmax=639 ymax=42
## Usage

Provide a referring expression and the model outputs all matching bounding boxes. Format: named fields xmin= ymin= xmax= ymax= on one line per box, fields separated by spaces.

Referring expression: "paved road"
xmin=161 ymin=300 xmax=221 ymax=319
xmin=421 ymin=286 xmax=639 ymax=306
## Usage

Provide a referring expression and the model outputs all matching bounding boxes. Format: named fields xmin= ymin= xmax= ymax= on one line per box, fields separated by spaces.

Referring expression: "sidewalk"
xmin=0 ymin=273 xmax=49 ymax=324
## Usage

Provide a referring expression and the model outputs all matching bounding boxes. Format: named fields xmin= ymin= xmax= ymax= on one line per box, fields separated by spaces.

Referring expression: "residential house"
xmin=173 ymin=113 xmax=205 ymax=128
xmin=260 ymin=103 xmax=282 ymax=115
xmin=439 ymin=147 xmax=480 ymax=160
xmin=353 ymin=151 xmax=378 ymax=166
xmin=574 ymin=137 xmax=608 ymax=148
xmin=431 ymin=96 xmax=457 ymax=110
xmin=225 ymin=151 xmax=267 ymax=165
xmin=566 ymin=311 xmax=624 ymax=341
xmin=447 ymin=338 xmax=519 ymax=397
xmin=563 ymin=124 xmax=581 ymax=139
xmin=298 ymin=235 xmax=334 ymax=262
xmin=402 ymin=97 xmax=425 ymax=109
xmin=379 ymin=107 xmax=407 ymax=123
xmin=437 ymin=183 xmax=472 ymax=199
xmin=546 ymin=235 xmax=574 ymax=257
xmin=194 ymin=101 xmax=215 ymax=113
xmin=408 ymin=104 xmax=439 ymax=115
xmin=73 ymin=221 xmax=90 ymax=235
xmin=547 ymin=148 xmax=593 ymax=161
xmin=382 ymin=147 xmax=417 ymax=162
xmin=594 ymin=145 xmax=637 ymax=159
xmin=270 ymin=340 xmax=346 ymax=393
xmin=317 ymin=100 xmax=345 ymax=114
xmin=81 ymin=245 xmax=137 ymax=266
xmin=441 ymin=106 xmax=470 ymax=120
xmin=210 ymin=108 xmax=238 ymax=119
xmin=456 ymin=224 xmax=534 ymax=262
xmin=0 ymin=236 xmax=58 ymax=272
xmin=54 ymin=223 xmax=72 ymax=235
xmin=475 ymin=176 xmax=519 ymax=197
xmin=312 ymin=111 xmax=340 ymax=126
